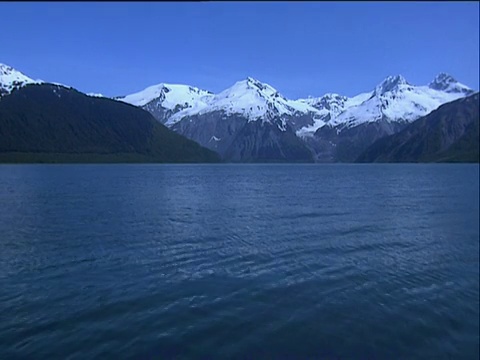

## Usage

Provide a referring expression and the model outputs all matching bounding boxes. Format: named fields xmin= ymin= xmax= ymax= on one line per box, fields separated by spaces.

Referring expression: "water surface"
xmin=0 ymin=164 xmax=478 ymax=359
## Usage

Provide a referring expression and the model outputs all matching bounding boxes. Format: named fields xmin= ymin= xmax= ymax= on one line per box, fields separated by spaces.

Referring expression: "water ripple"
xmin=0 ymin=164 xmax=478 ymax=359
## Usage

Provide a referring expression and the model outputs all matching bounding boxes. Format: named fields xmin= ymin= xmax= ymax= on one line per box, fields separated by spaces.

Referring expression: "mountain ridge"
xmin=1 ymin=62 xmax=476 ymax=163
xmin=118 ymin=72 xmax=473 ymax=162
xmin=355 ymin=92 xmax=479 ymax=163
xmin=0 ymin=72 xmax=220 ymax=163
xmin=116 ymin=71 xmax=474 ymax=135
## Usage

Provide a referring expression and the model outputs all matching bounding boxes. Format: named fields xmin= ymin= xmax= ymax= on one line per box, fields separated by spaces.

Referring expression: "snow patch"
xmin=0 ymin=63 xmax=43 ymax=95
xmin=209 ymin=136 xmax=221 ymax=142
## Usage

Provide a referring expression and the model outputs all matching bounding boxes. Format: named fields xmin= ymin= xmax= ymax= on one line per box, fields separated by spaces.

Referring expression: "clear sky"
xmin=1 ymin=1 xmax=478 ymax=98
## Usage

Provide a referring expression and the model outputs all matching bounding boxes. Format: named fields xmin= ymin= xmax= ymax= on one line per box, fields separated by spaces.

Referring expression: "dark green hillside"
xmin=356 ymin=93 xmax=479 ymax=163
xmin=0 ymin=84 xmax=220 ymax=163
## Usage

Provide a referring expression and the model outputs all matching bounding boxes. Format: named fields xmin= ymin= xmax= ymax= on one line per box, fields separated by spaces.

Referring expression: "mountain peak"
xmin=0 ymin=63 xmax=13 ymax=72
xmin=428 ymin=73 xmax=474 ymax=94
xmin=0 ymin=63 xmax=35 ymax=81
xmin=429 ymin=73 xmax=457 ymax=90
xmin=0 ymin=63 xmax=43 ymax=95
xmin=227 ymin=77 xmax=279 ymax=98
xmin=118 ymin=82 xmax=213 ymax=107
xmin=374 ymin=74 xmax=409 ymax=95
xmin=243 ymin=76 xmax=271 ymax=89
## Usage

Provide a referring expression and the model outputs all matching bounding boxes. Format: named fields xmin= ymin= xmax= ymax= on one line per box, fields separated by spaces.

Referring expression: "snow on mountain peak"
xmin=326 ymin=74 xmax=472 ymax=130
xmin=228 ymin=77 xmax=280 ymax=98
xmin=374 ymin=74 xmax=409 ymax=95
xmin=167 ymin=77 xmax=322 ymax=128
xmin=429 ymin=72 xmax=457 ymax=90
xmin=117 ymin=83 xmax=213 ymax=108
xmin=428 ymin=72 xmax=472 ymax=94
xmin=246 ymin=76 xmax=262 ymax=84
xmin=167 ymin=78 xmax=285 ymax=123
xmin=0 ymin=63 xmax=43 ymax=95
xmin=432 ymin=72 xmax=456 ymax=84
xmin=117 ymin=71 xmax=475 ymax=136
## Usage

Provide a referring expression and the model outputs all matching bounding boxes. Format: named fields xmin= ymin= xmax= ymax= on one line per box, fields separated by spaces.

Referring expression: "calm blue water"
xmin=0 ymin=164 xmax=478 ymax=359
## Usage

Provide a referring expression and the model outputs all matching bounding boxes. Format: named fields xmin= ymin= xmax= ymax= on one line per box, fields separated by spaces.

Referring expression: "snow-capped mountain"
xmin=117 ymin=82 xmax=213 ymax=107
xmin=296 ymin=74 xmax=474 ymax=136
xmin=296 ymin=92 xmax=372 ymax=137
xmin=326 ymin=74 xmax=474 ymax=130
xmin=2 ymin=61 xmax=475 ymax=163
xmin=115 ymin=77 xmax=322 ymax=162
xmin=116 ymin=83 xmax=214 ymax=124
xmin=167 ymin=77 xmax=322 ymax=129
xmin=356 ymin=92 xmax=480 ymax=163
xmin=120 ymin=73 xmax=474 ymax=162
xmin=116 ymin=72 xmax=474 ymax=136
xmin=0 ymin=63 xmax=74 ymax=98
xmin=428 ymin=73 xmax=473 ymax=93
xmin=307 ymin=74 xmax=475 ymax=162
xmin=0 ymin=63 xmax=43 ymax=96
xmin=162 ymin=78 xmax=318 ymax=161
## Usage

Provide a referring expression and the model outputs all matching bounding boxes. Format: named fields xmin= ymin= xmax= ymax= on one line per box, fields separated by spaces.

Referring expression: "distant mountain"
xmin=0 ymin=65 xmax=220 ymax=163
xmin=4 ymin=62 xmax=474 ymax=163
xmin=307 ymin=74 xmax=475 ymax=161
xmin=119 ymin=77 xmax=318 ymax=162
xmin=0 ymin=63 xmax=43 ymax=96
xmin=320 ymin=74 xmax=472 ymax=129
xmin=122 ymin=73 xmax=474 ymax=162
xmin=356 ymin=93 xmax=479 ymax=163
xmin=115 ymin=83 xmax=214 ymax=124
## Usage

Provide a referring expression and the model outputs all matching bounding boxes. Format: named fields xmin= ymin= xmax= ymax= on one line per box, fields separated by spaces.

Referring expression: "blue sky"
xmin=1 ymin=2 xmax=478 ymax=98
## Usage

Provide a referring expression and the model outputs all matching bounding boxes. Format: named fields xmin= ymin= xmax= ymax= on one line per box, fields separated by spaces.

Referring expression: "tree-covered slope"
xmin=0 ymin=84 xmax=220 ymax=163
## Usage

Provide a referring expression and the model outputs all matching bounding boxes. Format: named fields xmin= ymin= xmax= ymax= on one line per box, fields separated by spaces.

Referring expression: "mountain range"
xmin=357 ymin=93 xmax=479 ymax=163
xmin=0 ymin=64 xmax=219 ymax=163
xmin=0 ymin=62 xmax=478 ymax=163
xmin=115 ymin=71 xmax=475 ymax=162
